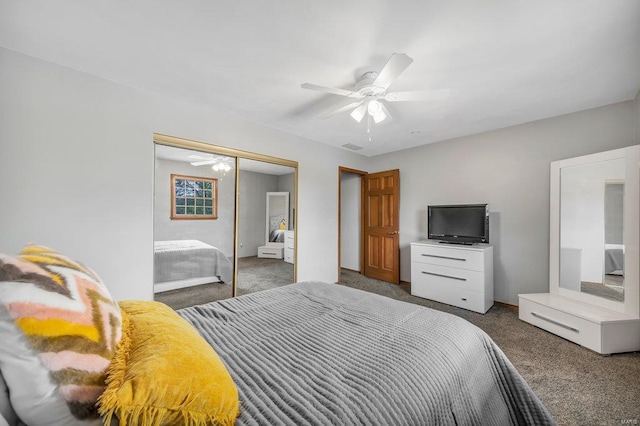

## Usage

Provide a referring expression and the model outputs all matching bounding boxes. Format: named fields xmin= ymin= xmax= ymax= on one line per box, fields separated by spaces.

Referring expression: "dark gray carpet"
xmin=581 ymin=278 xmax=624 ymax=302
xmin=236 ymin=256 xmax=293 ymax=296
xmin=338 ymin=269 xmax=640 ymax=426
xmin=154 ymin=256 xmax=293 ymax=309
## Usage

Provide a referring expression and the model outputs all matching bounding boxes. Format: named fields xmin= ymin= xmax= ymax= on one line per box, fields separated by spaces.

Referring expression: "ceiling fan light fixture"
xmin=350 ymin=103 xmax=367 ymax=122
xmin=372 ymin=109 xmax=387 ymax=124
xmin=367 ymin=99 xmax=382 ymax=115
xmin=212 ymin=162 xmax=231 ymax=172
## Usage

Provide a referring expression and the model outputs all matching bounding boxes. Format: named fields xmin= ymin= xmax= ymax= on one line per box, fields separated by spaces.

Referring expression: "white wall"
xmin=340 ymin=173 xmax=361 ymax=271
xmin=0 ymin=47 xmax=367 ymax=301
xmin=368 ymin=102 xmax=636 ymax=305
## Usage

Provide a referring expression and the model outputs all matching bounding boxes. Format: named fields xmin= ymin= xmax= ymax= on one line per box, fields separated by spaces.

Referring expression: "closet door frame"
xmin=154 ymin=133 xmax=298 ymax=297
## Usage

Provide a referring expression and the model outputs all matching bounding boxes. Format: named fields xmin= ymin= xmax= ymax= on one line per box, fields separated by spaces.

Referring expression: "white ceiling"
xmin=1 ymin=1 xmax=638 ymax=156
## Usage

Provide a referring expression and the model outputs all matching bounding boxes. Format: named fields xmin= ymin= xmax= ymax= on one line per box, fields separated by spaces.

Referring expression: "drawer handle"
xmin=262 ymin=252 xmax=278 ymax=255
xmin=531 ymin=312 xmax=579 ymax=333
xmin=421 ymin=254 xmax=466 ymax=262
xmin=421 ymin=271 xmax=466 ymax=281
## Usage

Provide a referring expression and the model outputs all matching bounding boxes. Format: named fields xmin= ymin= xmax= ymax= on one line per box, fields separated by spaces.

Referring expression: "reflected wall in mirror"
xmin=237 ymin=159 xmax=295 ymax=297
xmin=153 ymin=144 xmax=236 ymax=309
xmin=560 ymin=158 xmax=625 ymax=302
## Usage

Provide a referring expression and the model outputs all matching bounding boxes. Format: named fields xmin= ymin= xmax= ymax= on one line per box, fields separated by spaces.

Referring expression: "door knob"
xmin=387 ymin=231 xmax=399 ymax=235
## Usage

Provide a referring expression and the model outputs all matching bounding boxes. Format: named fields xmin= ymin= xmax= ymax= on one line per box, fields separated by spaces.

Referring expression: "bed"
xmin=154 ymin=239 xmax=233 ymax=292
xmin=604 ymin=243 xmax=624 ymax=275
xmin=268 ymin=229 xmax=286 ymax=242
xmin=177 ymin=282 xmax=555 ymax=425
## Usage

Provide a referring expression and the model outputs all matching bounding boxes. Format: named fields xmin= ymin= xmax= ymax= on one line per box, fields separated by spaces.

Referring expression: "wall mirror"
xmin=153 ymin=134 xmax=298 ymax=308
xmin=559 ymin=158 xmax=625 ymax=302
xmin=237 ymin=159 xmax=295 ymax=297
xmin=551 ymin=145 xmax=639 ymax=315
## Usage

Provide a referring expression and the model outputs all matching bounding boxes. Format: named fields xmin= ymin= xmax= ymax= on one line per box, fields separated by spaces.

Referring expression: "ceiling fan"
xmin=301 ymin=53 xmax=450 ymax=124
xmin=189 ymin=154 xmax=233 ymax=172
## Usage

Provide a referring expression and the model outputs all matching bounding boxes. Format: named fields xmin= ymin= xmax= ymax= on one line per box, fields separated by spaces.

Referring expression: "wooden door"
xmin=364 ymin=169 xmax=400 ymax=284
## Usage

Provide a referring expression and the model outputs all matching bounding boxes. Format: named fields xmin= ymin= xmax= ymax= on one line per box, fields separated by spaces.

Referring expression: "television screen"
xmin=428 ymin=204 xmax=489 ymax=244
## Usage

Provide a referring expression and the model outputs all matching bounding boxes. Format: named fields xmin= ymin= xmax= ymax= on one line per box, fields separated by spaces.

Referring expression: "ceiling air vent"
xmin=342 ymin=143 xmax=363 ymax=151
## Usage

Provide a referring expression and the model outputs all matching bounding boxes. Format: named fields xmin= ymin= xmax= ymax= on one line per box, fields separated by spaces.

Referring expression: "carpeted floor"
xmin=154 ymin=256 xmax=293 ymax=309
xmin=338 ymin=269 xmax=640 ymax=426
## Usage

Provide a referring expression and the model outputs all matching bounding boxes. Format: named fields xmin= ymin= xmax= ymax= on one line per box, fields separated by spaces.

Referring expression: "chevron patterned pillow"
xmin=0 ymin=244 xmax=122 ymax=425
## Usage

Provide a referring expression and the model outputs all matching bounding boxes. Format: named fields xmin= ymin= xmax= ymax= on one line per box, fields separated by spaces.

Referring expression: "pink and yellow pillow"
xmin=0 ymin=244 xmax=122 ymax=425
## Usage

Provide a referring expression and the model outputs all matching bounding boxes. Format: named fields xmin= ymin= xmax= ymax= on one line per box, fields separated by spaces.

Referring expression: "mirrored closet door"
xmin=152 ymin=134 xmax=298 ymax=308
xmin=236 ymin=159 xmax=296 ymax=296
xmin=153 ymin=144 xmax=236 ymax=309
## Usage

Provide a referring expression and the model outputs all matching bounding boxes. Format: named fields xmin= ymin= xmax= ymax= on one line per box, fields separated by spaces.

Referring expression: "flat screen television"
xmin=428 ymin=204 xmax=489 ymax=244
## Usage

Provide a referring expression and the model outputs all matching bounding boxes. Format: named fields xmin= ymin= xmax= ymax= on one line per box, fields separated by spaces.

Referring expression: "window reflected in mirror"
xmin=560 ymin=158 xmax=625 ymax=302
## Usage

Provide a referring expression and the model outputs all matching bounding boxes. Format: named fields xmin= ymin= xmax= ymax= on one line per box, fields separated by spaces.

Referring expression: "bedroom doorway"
xmin=338 ymin=168 xmax=400 ymax=285
xmin=338 ymin=167 xmax=365 ymax=282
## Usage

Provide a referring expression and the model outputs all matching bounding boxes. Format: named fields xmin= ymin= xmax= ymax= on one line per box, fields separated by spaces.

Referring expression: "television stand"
xmin=410 ymin=240 xmax=494 ymax=313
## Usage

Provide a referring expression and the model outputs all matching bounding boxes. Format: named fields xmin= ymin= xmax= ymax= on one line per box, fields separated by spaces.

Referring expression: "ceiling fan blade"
xmin=301 ymin=83 xmax=358 ymax=98
xmin=319 ymin=101 xmax=364 ymax=119
xmin=188 ymin=154 xmax=214 ymax=160
xmin=373 ymin=53 xmax=414 ymax=91
xmin=384 ymin=89 xmax=451 ymax=102
xmin=190 ymin=160 xmax=215 ymax=166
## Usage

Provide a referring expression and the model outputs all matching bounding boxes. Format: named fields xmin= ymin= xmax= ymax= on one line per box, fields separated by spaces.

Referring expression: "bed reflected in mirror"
xmin=153 ymin=144 xmax=235 ymax=309
xmin=559 ymin=158 xmax=625 ymax=303
xmin=237 ymin=159 xmax=295 ymax=296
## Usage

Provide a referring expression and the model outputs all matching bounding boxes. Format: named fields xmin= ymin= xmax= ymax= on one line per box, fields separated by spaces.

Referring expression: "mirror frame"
xmin=550 ymin=145 xmax=639 ymax=316
xmin=153 ymin=133 xmax=298 ymax=298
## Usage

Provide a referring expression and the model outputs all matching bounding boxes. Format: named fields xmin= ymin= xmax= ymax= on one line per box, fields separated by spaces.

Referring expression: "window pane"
xmin=175 ymin=179 xmax=184 ymax=187
xmin=205 ymin=207 xmax=213 ymax=215
xmin=175 ymin=206 xmax=185 ymax=215
xmin=204 ymin=181 xmax=212 ymax=190
xmin=196 ymin=207 xmax=204 ymax=215
xmin=195 ymin=199 xmax=204 ymax=206
xmin=205 ymin=190 xmax=212 ymax=198
xmin=186 ymin=206 xmax=195 ymax=214
xmin=186 ymin=198 xmax=195 ymax=206
xmin=176 ymin=198 xmax=185 ymax=206
xmin=175 ymin=187 xmax=184 ymax=196
xmin=205 ymin=199 xmax=212 ymax=207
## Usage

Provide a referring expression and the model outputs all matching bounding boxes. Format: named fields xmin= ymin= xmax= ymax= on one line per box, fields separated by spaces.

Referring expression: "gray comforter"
xmin=179 ymin=282 xmax=555 ymax=425
xmin=154 ymin=240 xmax=233 ymax=284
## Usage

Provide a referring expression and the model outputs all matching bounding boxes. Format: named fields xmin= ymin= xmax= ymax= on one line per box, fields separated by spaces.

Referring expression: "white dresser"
xmin=410 ymin=240 xmax=494 ymax=313
xmin=284 ymin=230 xmax=294 ymax=264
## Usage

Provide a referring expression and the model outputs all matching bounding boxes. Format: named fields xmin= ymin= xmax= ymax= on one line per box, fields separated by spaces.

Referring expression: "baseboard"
xmin=494 ymin=301 xmax=518 ymax=310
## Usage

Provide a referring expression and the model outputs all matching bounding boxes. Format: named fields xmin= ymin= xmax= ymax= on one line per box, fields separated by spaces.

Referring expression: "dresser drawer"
xmin=411 ymin=262 xmax=485 ymax=293
xmin=284 ymin=230 xmax=294 ymax=244
xmin=412 ymin=279 xmax=486 ymax=313
xmin=411 ymin=244 xmax=484 ymax=272
xmin=258 ymin=246 xmax=284 ymax=259
xmin=519 ymin=297 xmax=601 ymax=353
